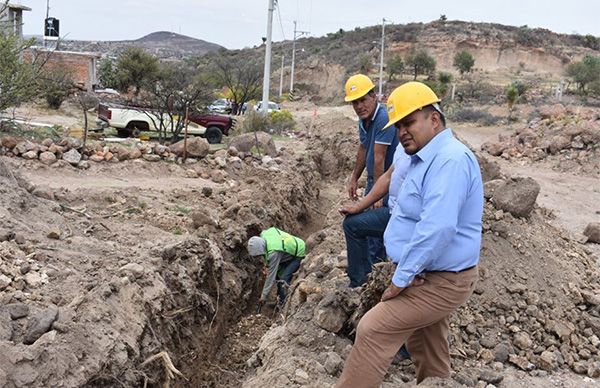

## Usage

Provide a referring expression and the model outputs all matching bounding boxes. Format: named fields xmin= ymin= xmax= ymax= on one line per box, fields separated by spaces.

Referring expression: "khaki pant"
xmin=337 ymin=267 xmax=478 ymax=388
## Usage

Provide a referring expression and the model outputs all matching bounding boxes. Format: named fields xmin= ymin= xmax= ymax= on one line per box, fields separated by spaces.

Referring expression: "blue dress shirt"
xmin=383 ymin=128 xmax=484 ymax=288
xmin=358 ymin=103 xmax=399 ymax=181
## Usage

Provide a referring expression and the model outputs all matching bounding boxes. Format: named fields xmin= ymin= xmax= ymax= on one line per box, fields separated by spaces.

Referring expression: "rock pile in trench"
xmin=481 ymin=105 xmax=599 ymax=176
xmin=242 ymin=154 xmax=600 ymax=387
xmin=0 ymin=131 xmax=327 ymax=388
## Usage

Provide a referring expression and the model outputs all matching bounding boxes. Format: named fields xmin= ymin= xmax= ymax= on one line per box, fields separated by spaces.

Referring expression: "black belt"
xmin=455 ymin=265 xmax=476 ymax=273
xmin=424 ymin=265 xmax=476 ymax=274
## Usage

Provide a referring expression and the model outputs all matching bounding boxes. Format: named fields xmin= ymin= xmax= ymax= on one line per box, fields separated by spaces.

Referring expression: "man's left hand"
xmin=339 ymin=202 xmax=361 ymax=216
xmin=381 ymin=284 xmax=403 ymax=301
xmin=256 ymin=299 xmax=265 ymax=314
xmin=381 ymin=277 xmax=426 ymax=302
xmin=372 ymin=199 xmax=384 ymax=209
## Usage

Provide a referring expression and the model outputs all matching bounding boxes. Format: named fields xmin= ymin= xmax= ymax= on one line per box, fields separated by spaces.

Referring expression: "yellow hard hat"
xmin=344 ymin=74 xmax=375 ymax=102
xmin=384 ymin=82 xmax=441 ymax=129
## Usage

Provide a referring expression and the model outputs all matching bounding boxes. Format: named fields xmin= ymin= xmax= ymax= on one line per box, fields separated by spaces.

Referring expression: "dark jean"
xmin=342 ymin=207 xmax=391 ymax=287
xmin=365 ymin=177 xmax=387 ymax=265
xmin=276 ymin=258 xmax=302 ymax=304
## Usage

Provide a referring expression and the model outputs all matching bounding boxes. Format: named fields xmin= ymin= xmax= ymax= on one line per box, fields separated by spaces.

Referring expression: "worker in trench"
xmin=246 ymin=227 xmax=305 ymax=313
xmin=337 ymin=82 xmax=484 ymax=387
xmin=343 ymin=74 xmax=399 ymax=288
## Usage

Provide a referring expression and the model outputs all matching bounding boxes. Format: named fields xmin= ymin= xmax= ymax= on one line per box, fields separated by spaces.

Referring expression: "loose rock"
xmin=23 ymin=304 xmax=59 ymax=345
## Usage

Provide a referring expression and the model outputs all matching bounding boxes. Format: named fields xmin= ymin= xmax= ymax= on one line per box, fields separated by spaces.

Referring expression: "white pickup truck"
xmin=97 ymin=103 xmax=234 ymax=144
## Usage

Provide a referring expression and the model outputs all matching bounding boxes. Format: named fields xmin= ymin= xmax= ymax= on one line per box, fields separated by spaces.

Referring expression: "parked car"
xmin=97 ymin=103 xmax=235 ymax=144
xmin=207 ymin=99 xmax=232 ymax=114
xmin=254 ymin=101 xmax=281 ymax=113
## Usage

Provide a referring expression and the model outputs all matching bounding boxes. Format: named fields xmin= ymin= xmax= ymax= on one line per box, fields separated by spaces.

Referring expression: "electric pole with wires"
xmin=289 ymin=20 xmax=309 ymax=97
xmin=261 ymin=0 xmax=276 ymax=115
xmin=378 ymin=18 xmax=390 ymax=98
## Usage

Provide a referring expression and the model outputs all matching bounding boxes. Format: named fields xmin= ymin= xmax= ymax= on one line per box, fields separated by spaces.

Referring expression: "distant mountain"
xmin=55 ymin=31 xmax=224 ymax=59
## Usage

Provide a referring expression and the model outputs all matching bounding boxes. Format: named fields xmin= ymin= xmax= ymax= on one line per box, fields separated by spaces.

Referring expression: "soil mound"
xmin=0 ymin=138 xmax=324 ymax=387
xmin=242 ymin=152 xmax=600 ymax=387
xmin=481 ymin=106 xmax=600 ymax=176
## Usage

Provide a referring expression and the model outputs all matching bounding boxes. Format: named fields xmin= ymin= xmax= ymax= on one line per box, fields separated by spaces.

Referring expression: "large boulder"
xmin=1 ymin=136 xmax=19 ymax=150
xmin=62 ymin=149 xmax=82 ymax=166
xmin=169 ymin=137 xmax=210 ymax=158
xmin=477 ymin=155 xmax=502 ymax=182
xmin=584 ymin=223 xmax=600 ymax=244
xmin=23 ymin=304 xmax=59 ymax=345
xmin=481 ymin=141 xmax=506 ymax=157
xmin=39 ymin=151 xmax=57 ymax=165
xmin=229 ymin=132 xmax=277 ymax=157
xmin=547 ymin=135 xmax=571 ymax=155
xmin=491 ymin=177 xmax=540 ymax=218
xmin=539 ymin=104 xmax=567 ymax=119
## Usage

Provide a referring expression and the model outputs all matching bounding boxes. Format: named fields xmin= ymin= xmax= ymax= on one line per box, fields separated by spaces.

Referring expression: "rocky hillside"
xmin=58 ymin=31 xmax=224 ymax=59
xmin=257 ymin=20 xmax=599 ymax=102
xmin=281 ymin=20 xmax=599 ymax=75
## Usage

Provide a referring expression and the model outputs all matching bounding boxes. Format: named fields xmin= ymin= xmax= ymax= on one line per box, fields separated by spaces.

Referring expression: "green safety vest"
xmin=260 ymin=227 xmax=305 ymax=263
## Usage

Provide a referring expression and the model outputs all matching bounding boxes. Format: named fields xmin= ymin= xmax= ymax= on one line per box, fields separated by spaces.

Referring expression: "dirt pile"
xmin=0 ymin=135 xmax=217 ymax=167
xmin=300 ymin=109 xmax=358 ymax=180
xmin=481 ymin=105 xmax=600 ymax=176
xmin=0 ymin=128 xmax=327 ymax=388
xmin=241 ymin=153 xmax=600 ymax=387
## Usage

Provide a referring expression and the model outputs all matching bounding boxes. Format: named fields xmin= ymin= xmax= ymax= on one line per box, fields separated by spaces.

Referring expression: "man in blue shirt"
xmin=337 ymin=82 xmax=483 ymax=387
xmin=343 ymin=74 xmax=399 ymax=287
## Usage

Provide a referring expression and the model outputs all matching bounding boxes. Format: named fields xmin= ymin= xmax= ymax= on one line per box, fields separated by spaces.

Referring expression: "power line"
xmin=275 ymin=0 xmax=286 ymax=40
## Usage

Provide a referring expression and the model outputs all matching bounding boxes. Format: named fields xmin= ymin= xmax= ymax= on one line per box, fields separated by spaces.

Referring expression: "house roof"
xmin=7 ymin=3 xmax=32 ymax=11
xmin=30 ymin=47 xmax=102 ymax=58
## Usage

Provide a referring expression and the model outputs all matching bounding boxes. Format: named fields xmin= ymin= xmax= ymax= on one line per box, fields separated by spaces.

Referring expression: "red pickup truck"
xmin=97 ymin=103 xmax=235 ymax=144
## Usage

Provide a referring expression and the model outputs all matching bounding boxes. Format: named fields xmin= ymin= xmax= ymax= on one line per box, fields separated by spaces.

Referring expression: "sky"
xmin=15 ymin=0 xmax=600 ymax=49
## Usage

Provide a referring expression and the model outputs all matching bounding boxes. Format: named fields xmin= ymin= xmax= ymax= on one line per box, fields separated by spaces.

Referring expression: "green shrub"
xmin=38 ymin=68 xmax=73 ymax=109
xmin=453 ymin=51 xmax=475 ymax=75
xmin=449 ymin=108 xmax=501 ymax=125
xmin=269 ymin=109 xmax=295 ymax=133
xmin=438 ymin=72 xmax=453 ymax=85
xmin=242 ymin=109 xmax=296 ymax=135
xmin=566 ymin=55 xmax=600 ymax=94
xmin=242 ymin=111 xmax=269 ymax=133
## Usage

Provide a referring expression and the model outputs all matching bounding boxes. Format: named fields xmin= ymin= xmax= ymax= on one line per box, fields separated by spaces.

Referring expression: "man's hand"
xmin=381 ymin=284 xmax=403 ymax=301
xmin=262 ymin=266 xmax=268 ymax=276
xmin=372 ymin=199 xmax=384 ymax=209
xmin=347 ymin=178 xmax=358 ymax=200
xmin=339 ymin=202 xmax=361 ymax=216
xmin=381 ymin=277 xmax=426 ymax=302
xmin=256 ymin=299 xmax=265 ymax=314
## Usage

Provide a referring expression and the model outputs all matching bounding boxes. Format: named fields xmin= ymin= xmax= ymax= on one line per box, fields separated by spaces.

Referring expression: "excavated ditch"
xmin=0 ymin=109 xmax=358 ymax=388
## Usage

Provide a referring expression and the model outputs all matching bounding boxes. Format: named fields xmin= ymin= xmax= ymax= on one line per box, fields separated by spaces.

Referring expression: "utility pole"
xmin=44 ymin=0 xmax=50 ymax=48
xmin=279 ymin=55 xmax=285 ymax=97
xmin=261 ymin=0 xmax=275 ymax=115
xmin=289 ymin=20 xmax=309 ymax=95
xmin=378 ymin=18 xmax=389 ymax=98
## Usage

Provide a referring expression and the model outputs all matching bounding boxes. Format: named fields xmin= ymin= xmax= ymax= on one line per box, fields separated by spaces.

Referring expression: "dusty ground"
xmin=1 ymin=100 xmax=599 ymax=388
xmin=453 ymin=121 xmax=600 ymax=258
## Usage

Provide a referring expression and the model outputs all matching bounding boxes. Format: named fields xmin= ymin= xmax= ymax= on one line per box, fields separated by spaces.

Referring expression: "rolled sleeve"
xmin=375 ymin=125 xmax=397 ymax=146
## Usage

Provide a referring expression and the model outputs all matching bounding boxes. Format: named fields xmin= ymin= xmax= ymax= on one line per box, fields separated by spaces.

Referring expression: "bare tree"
xmin=76 ymin=92 xmax=99 ymax=150
xmin=211 ymin=52 xmax=262 ymax=115
xmin=131 ymin=62 xmax=212 ymax=143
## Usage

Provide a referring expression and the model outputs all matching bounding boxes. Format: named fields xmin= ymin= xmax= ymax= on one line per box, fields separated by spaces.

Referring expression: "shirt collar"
xmin=359 ymin=103 xmax=381 ymax=132
xmin=414 ymin=128 xmax=453 ymax=162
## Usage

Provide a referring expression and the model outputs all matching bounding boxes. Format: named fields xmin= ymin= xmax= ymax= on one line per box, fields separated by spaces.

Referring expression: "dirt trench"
xmin=0 ymin=109 xmax=358 ymax=387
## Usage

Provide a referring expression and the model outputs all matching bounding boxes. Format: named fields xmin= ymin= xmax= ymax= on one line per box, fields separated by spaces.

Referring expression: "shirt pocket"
xmin=398 ymin=179 xmax=422 ymax=220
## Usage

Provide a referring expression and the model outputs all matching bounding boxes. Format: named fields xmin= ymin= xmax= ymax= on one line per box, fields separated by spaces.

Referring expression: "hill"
xmin=255 ymin=20 xmax=600 ymax=102
xmin=57 ymin=31 xmax=224 ymax=59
